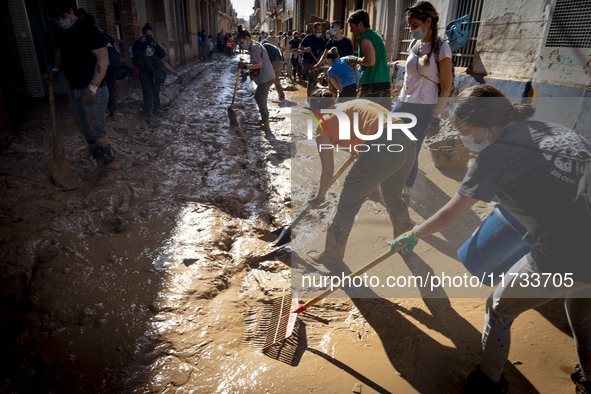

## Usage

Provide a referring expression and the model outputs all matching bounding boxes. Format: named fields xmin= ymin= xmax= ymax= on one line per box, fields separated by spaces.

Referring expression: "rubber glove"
xmin=390 ymin=227 xmax=419 ymax=255
xmin=82 ymin=85 xmax=98 ymax=105
xmin=346 ymin=57 xmax=359 ymax=66
xmin=425 ymin=117 xmax=441 ymax=138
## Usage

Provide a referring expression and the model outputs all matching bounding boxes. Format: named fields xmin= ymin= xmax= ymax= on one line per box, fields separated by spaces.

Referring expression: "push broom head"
xmin=261 ymin=293 xmax=300 ymax=364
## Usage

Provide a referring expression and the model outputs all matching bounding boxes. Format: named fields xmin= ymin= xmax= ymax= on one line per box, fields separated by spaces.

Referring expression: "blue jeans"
xmin=69 ymin=86 xmax=109 ymax=142
xmin=391 ymin=100 xmax=436 ymax=188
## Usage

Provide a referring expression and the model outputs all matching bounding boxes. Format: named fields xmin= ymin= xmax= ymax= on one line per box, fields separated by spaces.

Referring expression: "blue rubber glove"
xmin=390 ymin=227 xmax=419 ymax=255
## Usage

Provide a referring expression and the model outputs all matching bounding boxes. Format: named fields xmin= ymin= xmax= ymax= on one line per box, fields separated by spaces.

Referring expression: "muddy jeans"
xmin=324 ymin=130 xmax=416 ymax=262
xmin=254 ymin=80 xmax=273 ymax=122
xmin=481 ymin=253 xmax=591 ymax=382
xmin=271 ymin=60 xmax=285 ymax=98
xmin=358 ymin=81 xmax=391 ymax=100
xmin=69 ymin=86 xmax=109 ymax=141
xmin=391 ymin=100 xmax=436 ymax=188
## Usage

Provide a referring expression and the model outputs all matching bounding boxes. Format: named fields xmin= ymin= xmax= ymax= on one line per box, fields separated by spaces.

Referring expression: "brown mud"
xmin=0 ymin=56 xmax=578 ymax=393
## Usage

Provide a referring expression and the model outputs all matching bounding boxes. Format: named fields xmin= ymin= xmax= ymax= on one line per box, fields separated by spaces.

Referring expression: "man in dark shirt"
xmin=132 ymin=24 xmax=167 ymax=116
xmin=299 ymin=23 xmax=326 ymax=96
xmin=43 ymin=0 xmax=116 ymax=180
xmin=315 ymin=20 xmax=354 ymax=68
xmin=289 ymin=32 xmax=302 ymax=82
xmin=262 ymin=42 xmax=285 ymax=101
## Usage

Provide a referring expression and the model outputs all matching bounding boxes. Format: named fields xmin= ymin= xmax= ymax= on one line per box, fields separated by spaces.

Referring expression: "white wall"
xmin=472 ymin=0 xmax=550 ymax=79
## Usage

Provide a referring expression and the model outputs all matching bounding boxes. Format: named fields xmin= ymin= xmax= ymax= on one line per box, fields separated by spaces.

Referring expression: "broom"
xmin=260 ymin=244 xmax=406 ymax=362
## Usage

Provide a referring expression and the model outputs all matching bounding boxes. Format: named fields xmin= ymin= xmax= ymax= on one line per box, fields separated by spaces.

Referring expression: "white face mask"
xmin=460 ymin=126 xmax=490 ymax=152
xmin=410 ymin=23 xmax=427 ymax=40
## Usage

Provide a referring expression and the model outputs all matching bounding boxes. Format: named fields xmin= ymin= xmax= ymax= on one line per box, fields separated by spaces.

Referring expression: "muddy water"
xmin=0 ymin=55 xmax=579 ymax=394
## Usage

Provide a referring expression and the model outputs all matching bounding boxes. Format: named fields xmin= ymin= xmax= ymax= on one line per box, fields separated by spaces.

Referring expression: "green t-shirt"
xmin=357 ymin=29 xmax=390 ymax=85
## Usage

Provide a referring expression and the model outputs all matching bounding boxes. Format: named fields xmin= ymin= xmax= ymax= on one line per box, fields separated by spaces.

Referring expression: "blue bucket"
xmin=457 ymin=205 xmax=535 ymax=286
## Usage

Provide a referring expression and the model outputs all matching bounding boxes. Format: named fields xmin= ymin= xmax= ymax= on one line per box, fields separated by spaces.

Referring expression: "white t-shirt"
xmin=400 ymin=39 xmax=451 ymax=104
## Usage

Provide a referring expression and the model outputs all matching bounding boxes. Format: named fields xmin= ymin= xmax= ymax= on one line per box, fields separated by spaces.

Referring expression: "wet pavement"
xmin=0 ymin=55 xmax=580 ymax=393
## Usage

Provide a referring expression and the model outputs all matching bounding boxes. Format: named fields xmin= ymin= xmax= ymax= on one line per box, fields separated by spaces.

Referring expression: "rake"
xmin=260 ymin=244 xmax=406 ymax=363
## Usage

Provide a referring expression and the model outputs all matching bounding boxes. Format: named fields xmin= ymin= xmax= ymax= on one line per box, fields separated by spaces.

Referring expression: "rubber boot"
xmin=261 ymin=120 xmax=273 ymax=139
xmin=308 ymin=230 xmax=350 ymax=275
xmin=390 ymin=213 xmax=414 ymax=239
xmin=85 ymin=141 xmax=106 ymax=180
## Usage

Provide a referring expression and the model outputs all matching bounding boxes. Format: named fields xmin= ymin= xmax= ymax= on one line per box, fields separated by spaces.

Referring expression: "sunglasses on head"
xmin=405 ymin=6 xmax=424 ymax=15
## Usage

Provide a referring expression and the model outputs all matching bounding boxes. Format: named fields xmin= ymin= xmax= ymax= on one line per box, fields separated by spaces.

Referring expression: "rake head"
xmin=260 ymin=294 xmax=300 ymax=364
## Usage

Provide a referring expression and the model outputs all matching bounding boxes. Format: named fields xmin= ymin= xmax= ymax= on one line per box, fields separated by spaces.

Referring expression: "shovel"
xmin=264 ymin=153 xmax=357 ymax=249
xmin=44 ymin=84 xmax=80 ymax=190
xmin=350 ymin=63 xmax=360 ymax=92
xmin=228 ymin=63 xmax=242 ymax=126
xmin=163 ymin=61 xmax=183 ymax=84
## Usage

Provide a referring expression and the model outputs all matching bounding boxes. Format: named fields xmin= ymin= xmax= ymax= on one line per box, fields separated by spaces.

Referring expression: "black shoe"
xmin=464 ymin=365 xmax=508 ymax=394
xmin=572 ymin=364 xmax=591 ymax=394
xmin=141 ymin=109 xmax=152 ymax=118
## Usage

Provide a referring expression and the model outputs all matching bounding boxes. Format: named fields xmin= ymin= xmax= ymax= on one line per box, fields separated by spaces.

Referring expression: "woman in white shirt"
xmin=393 ymin=1 xmax=453 ymax=203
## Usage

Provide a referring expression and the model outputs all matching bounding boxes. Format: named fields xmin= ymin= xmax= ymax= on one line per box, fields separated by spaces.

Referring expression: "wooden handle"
xmin=299 ymin=245 xmax=406 ymax=311
xmin=48 ymin=84 xmax=57 ymax=160
xmin=350 ymin=64 xmax=359 ymax=91
xmin=231 ymin=64 xmax=241 ymax=104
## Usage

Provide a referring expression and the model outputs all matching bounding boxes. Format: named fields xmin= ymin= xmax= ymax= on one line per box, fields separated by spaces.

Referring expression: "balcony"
xmin=266 ymin=0 xmax=276 ymax=15
xmin=277 ymin=0 xmax=284 ymax=12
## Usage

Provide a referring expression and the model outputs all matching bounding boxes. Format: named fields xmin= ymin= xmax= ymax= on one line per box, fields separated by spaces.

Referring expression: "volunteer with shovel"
xmin=237 ymin=26 xmax=275 ymax=136
xmin=307 ymin=89 xmax=416 ymax=272
xmin=44 ymin=0 xmax=117 ymax=181
xmin=325 ymin=47 xmax=360 ymax=102
xmin=390 ymin=84 xmax=591 ymax=393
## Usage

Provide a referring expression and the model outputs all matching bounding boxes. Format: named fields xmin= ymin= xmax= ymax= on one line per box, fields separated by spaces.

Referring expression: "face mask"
xmin=315 ymin=32 xmax=322 ymax=38
xmin=330 ymin=28 xmax=337 ymax=36
xmin=57 ymin=18 xmax=74 ymax=29
xmin=241 ymin=42 xmax=250 ymax=49
xmin=410 ymin=23 xmax=427 ymax=40
xmin=461 ymin=127 xmax=490 ymax=152
xmin=326 ymin=34 xmax=331 ymax=38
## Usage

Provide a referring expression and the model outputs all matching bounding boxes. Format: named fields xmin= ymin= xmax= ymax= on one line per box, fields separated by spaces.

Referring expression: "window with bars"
xmin=452 ymin=0 xmax=483 ymax=68
xmin=545 ymin=0 xmax=591 ymax=48
xmin=396 ymin=0 xmax=483 ymax=68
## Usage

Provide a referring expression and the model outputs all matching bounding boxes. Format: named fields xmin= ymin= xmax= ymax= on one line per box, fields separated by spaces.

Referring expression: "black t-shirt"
xmin=324 ymin=36 xmax=354 ymax=58
xmin=458 ymin=121 xmax=591 ymax=281
xmin=53 ymin=19 xmax=106 ymax=89
xmin=300 ymin=34 xmax=325 ymax=63
xmin=289 ymin=38 xmax=301 ymax=52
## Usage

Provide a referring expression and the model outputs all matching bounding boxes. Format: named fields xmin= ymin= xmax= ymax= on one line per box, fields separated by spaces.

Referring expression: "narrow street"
xmin=0 ymin=55 xmax=581 ymax=394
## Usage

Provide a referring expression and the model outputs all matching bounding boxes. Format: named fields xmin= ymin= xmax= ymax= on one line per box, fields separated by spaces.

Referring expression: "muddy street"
xmin=0 ymin=55 xmax=581 ymax=394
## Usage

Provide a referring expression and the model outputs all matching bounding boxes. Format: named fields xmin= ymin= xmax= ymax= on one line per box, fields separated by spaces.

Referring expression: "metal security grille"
xmin=452 ymin=0 xmax=484 ymax=68
xmin=395 ymin=0 xmax=415 ymax=61
xmin=545 ymin=0 xmax=591 ymax=48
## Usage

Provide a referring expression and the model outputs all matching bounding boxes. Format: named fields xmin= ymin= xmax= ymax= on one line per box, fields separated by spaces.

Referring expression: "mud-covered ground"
xmin=0 ymin=55 xmax=580 ymax=393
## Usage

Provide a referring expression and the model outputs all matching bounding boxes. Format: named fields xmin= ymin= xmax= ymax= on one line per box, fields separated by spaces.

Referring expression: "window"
xmin=545 ymin=0 xmax=591 ymax=48
xmin=113 ymin=2 xmax=121 ymax=20
xmin=395 ymin=0 xmax=416 ymax=61
xmin=451 ymin=0 xmax=484 ymax=68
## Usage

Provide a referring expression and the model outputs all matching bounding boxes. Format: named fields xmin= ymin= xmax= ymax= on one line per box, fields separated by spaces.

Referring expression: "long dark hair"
xmin=406 ymin=1 xmax=439 ymax=67
xmin=326 ymin=47 xmax=339 ymax=61
xmin=451 ymin=85 xmax=536 ymax=128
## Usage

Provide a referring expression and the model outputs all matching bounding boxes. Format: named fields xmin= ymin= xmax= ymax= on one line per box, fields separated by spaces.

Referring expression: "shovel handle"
xmin=231 ymin=63 xmax=242 ymax=105
xmin=48 ymin=83 xmax=58 ymax=160
xmin=350 ymin=63 xmax=360 ymax=92
xmin=295 ymin=245 xmax=406 ymax=313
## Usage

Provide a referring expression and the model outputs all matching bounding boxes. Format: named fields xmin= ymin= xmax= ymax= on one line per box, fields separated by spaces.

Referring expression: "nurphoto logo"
xmin=304 ymin=108 xmax=418 ymax=152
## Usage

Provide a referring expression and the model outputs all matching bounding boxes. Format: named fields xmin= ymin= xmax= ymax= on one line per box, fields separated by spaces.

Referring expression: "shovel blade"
xmin=228 ymin=106 xmax=238 ymax=126
xmin=45 ymin=156 xmax=80 ymax=190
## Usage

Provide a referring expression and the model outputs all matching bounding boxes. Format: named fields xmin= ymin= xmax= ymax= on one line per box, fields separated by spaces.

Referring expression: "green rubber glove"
xmin=390 ymin=227 xmax=419 ymax=255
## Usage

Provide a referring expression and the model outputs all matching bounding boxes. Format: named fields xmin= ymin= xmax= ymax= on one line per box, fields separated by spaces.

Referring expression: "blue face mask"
xmin=241 ymin=42 xmax=250 ymax=49
xmin=410 ymin=23 xmax=427 ymax=40
xmin=57 ymin=18 xmax=74 ymax=29
xmin=315 ymin=32 xmax=322 ymax=38
xmin=461 ymin=127 xmax=490 ymax=152
xmin=330 ymin=28 xmax=337 ymax=36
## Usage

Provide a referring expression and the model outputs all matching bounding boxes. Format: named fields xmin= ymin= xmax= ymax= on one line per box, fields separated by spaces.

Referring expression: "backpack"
xmin=446 ymin=14 xmax=472 ymax=52
xmin=495 ymin=140 xmax=591 ymax=218
xmin=100 ymin=29 xmax=121 ymax=68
